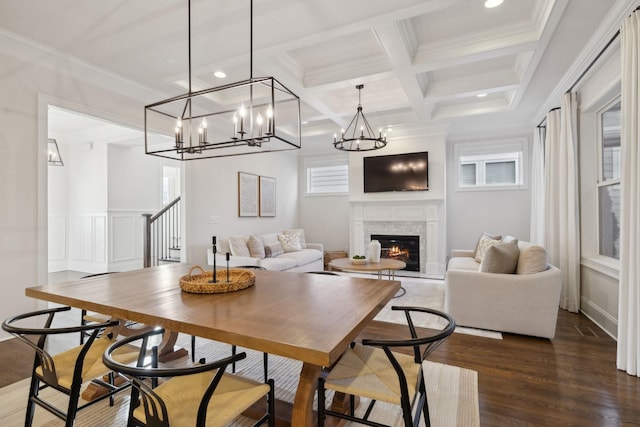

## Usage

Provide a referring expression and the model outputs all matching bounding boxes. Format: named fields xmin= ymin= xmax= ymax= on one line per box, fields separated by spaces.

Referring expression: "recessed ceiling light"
xmin=301 ymin=121 xmax=308 ymax=124
xmin=477 ymin=93 xmax=488 ymax=98
xmin=213 ymin=71 xmax=226 ymax=78
xmin=484 ymin=0 xmax=503 ymax=8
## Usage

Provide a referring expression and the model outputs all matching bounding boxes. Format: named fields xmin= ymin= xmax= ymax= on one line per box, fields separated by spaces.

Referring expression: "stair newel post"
xmin=143 ymin=213 xmax=153 ymax=268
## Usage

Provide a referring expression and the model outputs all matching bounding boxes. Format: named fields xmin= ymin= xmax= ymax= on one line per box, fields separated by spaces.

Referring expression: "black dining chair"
xmin=317 ymin=306 xmax=456 ymax=427
xmin=2 ymin=306 xmax=138 ymax=427
xmin=103 ymin=327 xmax=275 ymax=427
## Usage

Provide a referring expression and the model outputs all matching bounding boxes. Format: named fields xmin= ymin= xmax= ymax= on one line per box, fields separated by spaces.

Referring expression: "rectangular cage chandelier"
xmin=144 ymin=0 xmax=301 ymax=161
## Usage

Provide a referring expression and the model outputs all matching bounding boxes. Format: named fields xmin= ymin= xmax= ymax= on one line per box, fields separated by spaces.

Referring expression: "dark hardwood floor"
xmin=362 ymin=310 xmax=639 ymax=426
xmin=1 ymin=309 xmax=638 ymax=426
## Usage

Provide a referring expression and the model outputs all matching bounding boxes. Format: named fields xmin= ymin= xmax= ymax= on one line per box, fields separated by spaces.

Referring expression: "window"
xmin=455 ymin=139 xmax=526 ymax=190
xmin=597 ymin=99 xmax=621 ymax=260
xmin=306 ymin=158 xmax=349 ymax=195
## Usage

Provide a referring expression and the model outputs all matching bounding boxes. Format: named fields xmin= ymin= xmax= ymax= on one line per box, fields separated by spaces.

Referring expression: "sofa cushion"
xmin=278 ymin=233 xmax=302 ymax=252
xmin=283 ymin=229 xmax=307 ymax=249
xmin=264 ymin=242 xmax=284 ymax=258
xmin=229 ymin=236 xmax=250 ymax=257
xmin=279 ymin=249 xmax=323 ymax=267
xmin=259 ymin=256 xmax=297 ymax=271
xmin=474 ymin=234 xmax=502 ymax=263
xmin=247 ymin=235 xmax=266 ymax=259
xmin=479 ymin=241 xmax=520 ymax=274
xmin=448 ymin=257 xmax=480 ymax=271
xmin=517 ymin=245 xmax=548 ymax=274
xmin=473 ymin=232 xmax=502 ymax=257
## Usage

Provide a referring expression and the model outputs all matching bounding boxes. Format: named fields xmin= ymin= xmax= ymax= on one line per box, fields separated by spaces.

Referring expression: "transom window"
xmin=305 ymin=158 xmax=349 ymax=195
xmin=455 ymin=139 xmax=526 ymax=191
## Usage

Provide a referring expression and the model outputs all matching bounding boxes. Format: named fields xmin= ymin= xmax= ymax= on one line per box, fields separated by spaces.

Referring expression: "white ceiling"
xmin=0 ymin=0 xmax=621 ymax=152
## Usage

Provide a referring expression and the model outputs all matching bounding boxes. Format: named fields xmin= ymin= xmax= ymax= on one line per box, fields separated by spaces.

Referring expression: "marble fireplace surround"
xmin=350 ymin=198 xmax=445 ymax=276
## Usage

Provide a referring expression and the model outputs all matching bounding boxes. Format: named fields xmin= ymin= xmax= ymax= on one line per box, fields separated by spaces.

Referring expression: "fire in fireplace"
xmin=371 ymin=234 xmax=420 ymax=271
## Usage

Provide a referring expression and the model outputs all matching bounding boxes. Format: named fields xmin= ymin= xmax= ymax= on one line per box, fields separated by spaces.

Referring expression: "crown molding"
xmin=0 ymin=27 xmax=163 ymax=103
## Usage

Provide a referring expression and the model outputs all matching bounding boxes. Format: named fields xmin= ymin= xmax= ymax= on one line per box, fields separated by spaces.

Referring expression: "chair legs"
xmin=318 ymin=376 xmax=432 ymax=427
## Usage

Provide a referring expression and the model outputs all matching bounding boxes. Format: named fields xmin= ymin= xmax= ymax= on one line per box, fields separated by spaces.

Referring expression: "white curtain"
xmin=544 ymin=93 xmax=581 ymax=313
xmin=617 ymin=10 xmax=640 ymax=377
xmin=530 ymin=127 xmax=545 ymax=246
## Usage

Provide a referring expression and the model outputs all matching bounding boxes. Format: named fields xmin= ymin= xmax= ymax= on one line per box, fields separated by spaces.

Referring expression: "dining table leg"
xmin=292 ymin=362 xmax=322 ymax=427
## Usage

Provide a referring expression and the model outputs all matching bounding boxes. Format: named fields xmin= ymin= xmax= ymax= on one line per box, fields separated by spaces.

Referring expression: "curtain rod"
xmin=536 ymin=107 xmax=560 ymax=128
xmin=536 ymin=6 xmax=640 ymax=129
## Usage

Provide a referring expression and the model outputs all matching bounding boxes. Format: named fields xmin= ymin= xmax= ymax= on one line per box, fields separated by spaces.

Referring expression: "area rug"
xmin=345 ymin=272 xmax=503 ymax=340
xmin=0 ymin=337 xmax=479 ymax=427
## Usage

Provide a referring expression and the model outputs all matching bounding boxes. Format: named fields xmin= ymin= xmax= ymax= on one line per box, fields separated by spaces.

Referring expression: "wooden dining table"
xmin=25 ymin=263 xmax=400 ymax=426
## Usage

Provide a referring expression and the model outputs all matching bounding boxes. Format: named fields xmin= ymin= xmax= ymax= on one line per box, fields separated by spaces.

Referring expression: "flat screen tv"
xmin=364 ymin=151 xmax=428 ymax=193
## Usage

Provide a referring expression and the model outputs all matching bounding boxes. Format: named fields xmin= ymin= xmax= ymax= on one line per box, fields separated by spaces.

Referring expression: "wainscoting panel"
xmin=110 ymin=215 xmax=136 ymax=262
xmin=94 ymin=216 xmax=106 ymax=263
xmin=48 ymin=213 xmax=67 ymax=272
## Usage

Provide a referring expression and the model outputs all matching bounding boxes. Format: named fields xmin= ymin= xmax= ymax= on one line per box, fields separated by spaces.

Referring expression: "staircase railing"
xmin=143 ymin=196 xmax=181 ymax=268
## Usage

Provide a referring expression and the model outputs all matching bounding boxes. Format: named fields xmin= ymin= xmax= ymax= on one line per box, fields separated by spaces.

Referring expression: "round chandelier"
xmin=333 ymin=84 xmax=388 ymax=152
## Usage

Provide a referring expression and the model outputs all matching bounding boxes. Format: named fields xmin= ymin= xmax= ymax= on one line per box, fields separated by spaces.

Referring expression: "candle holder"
xmin=209 ymin=236 xmax=217 ymax=284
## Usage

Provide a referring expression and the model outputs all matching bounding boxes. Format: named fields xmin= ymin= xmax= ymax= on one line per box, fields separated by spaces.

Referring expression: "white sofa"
xmin=206 ymin=232 xmax=324 ymax=272
xmin=444 ymin=236 xmax=562 ymax=339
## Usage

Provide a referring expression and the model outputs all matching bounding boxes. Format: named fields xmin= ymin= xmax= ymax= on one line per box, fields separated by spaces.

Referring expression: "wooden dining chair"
xmin=1 ymin=306 xmax=138 ymax=427
xmin=103 ymin=328 xmax=275 ymax=427
xmin=317 ymin=306 xmax=456 ymax=427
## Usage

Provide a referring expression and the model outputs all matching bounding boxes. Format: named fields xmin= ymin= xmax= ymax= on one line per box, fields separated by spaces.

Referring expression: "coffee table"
xmin=329 ymin=258 xmax=407 ymax=297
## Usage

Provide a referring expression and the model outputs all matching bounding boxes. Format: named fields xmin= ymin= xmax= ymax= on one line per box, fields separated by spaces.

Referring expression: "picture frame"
xmin=259 ymin=176 xmax=276 ymax=217
xmin=238 ymin=172 xmax=259 ymax=217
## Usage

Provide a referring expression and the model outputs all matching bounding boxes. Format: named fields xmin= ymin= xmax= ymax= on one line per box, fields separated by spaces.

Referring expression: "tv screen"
xmin=364 ymin=151 xmax=428 ymax=193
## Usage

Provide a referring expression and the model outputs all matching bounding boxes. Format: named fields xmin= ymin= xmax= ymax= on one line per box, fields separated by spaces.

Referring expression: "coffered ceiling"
xmin=0 ymin=0 xmax=621 ymax=152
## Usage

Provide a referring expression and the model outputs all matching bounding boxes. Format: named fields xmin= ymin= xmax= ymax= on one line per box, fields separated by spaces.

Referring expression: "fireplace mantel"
xmin=349 ymin=198 xmax=445 ymax=275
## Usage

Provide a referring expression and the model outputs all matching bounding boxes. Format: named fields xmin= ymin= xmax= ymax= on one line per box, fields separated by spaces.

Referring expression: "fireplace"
xmin=371 ymin=234 xmax=420 ymax=272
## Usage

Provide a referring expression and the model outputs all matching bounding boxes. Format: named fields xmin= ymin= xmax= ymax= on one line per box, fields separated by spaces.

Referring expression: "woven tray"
xmin=179 ymin=266 xmax=256 ymax=294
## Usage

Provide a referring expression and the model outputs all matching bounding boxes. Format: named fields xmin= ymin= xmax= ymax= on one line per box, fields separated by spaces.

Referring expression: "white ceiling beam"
xmin=373 ymin=22 xmax=432 ymax=122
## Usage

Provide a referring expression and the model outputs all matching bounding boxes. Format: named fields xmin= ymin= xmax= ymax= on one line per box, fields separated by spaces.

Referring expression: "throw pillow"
xmin=473 ymin=232 xmax=502 ymax=258
xmin=517 ymin=245 xmax=548 ymax=274
xmin=264 ymin=242 xmax=284 ymax=258
xmin=474 ymin=234 xmax=502 ymax=263
xmin=283 ymin=229 xmax=307 ymax=249
xmin=479 ymin=241 xmax=520 ymax=274
xmin=247 ymin=234 xmax=266 ymax=259
xmin=278 ymin=233 xmax=302 ymax=252
xmin=228 ymin=236 xmax=250 ymax=257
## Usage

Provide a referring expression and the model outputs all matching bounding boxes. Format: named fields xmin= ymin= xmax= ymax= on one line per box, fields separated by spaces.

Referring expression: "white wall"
xmin=298 ymin=130 xmax=448 ymax=258
xmin=184 ymin=150 xmax=300 ymax=267
xmin=0 ymin=47 xmax=150 ymax=339
xmin=445 ymin=135 xmax=532 ymax=252
xmin=108 ymin=144 xmax=168 ymax=210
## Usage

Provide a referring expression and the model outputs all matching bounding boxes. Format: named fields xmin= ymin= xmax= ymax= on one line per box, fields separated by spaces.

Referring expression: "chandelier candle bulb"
xmin=256 ymin=113 xmax=263 ymax=137
xmin=266 ymin=105 xmax=273 ymax=134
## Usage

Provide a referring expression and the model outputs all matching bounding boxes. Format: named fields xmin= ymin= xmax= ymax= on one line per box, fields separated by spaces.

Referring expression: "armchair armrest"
xmin=450 ymin=249 xmax=474 ymax=258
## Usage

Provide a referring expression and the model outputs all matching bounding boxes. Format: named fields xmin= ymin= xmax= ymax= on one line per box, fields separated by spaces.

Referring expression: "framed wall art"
xmin=238 ymin=172 xmax=259 ymax=217
xmin=259 ymin=176 xmax=276 ymax=217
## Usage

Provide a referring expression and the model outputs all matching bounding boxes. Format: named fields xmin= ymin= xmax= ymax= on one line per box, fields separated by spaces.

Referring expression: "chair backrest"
xmin=2 ymin=306 xmax=119 ymax=387
xmin=363 ymin=306 xmax=455 ymax=364
xmin=103 ymin=328 xmax=249 ymax=427
xmin=358 ymin=307 xmax=455 ymax=415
